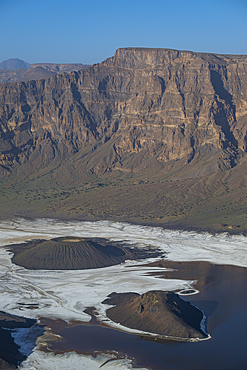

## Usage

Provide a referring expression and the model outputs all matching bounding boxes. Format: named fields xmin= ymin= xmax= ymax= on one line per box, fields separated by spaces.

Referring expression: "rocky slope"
xmin=0 ymin=48 xmax=247 ymax=228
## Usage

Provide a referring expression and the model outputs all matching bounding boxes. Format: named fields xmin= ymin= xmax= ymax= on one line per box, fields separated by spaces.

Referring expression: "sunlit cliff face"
xmin=1 ymin=48 xmax=247 ymax=177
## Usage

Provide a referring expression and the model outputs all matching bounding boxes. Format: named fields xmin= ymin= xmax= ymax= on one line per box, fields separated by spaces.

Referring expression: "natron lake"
xmin=41 ymin=260 xmax=247 ymax=370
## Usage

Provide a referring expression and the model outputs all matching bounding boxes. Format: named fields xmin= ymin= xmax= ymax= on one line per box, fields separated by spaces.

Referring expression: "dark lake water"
xmin=42 ymin=261 xmax=247 ymax=370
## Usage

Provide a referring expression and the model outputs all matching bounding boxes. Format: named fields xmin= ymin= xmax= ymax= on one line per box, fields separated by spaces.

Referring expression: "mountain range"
xmin=0 ymin=48 xmax=247 ymax=232
xmin=0 ymin=58 xmax=89 ymax=83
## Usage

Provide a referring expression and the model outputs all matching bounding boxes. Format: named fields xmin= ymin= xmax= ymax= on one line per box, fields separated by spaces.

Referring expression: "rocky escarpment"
xmin=0 ymin=47 xmax=247 ymax=180
xmin=102 ymin=290 xmax=208 ymax=340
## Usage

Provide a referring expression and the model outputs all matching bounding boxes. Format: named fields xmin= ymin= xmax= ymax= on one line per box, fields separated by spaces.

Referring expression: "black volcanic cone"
xmin=10 ymin=237 xmax=128 ymax=270
xmin=103 ymin=290 xmax=208 ymax=340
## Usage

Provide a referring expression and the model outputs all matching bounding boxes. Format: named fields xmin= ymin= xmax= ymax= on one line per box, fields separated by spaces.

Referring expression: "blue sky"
xmin=0 ymin=0 xmax=246 ymax=64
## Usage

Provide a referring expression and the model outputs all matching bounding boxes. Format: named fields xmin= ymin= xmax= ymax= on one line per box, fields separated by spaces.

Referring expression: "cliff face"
xmin=0 ymin=47 xmax=247 ymax=180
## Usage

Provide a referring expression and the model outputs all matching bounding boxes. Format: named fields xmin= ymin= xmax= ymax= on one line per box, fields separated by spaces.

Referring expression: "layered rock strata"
xmin=0 ymin=47 xmax=247 ymax=179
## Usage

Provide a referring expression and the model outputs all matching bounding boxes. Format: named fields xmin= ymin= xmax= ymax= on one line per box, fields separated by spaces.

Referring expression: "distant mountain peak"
xmin=0 ymin=58 xmax=30 ymax=70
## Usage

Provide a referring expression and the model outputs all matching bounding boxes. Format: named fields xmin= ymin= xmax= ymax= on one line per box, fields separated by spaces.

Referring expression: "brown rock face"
xmin=103 ymin=290 xmax=208 ymax=340
xmin=0 ymin=47 xmax=247 ymax=179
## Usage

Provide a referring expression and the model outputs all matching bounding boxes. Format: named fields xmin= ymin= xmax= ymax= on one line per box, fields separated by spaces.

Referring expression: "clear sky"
xmin=0 ymin=0 xmax=246 ymax=65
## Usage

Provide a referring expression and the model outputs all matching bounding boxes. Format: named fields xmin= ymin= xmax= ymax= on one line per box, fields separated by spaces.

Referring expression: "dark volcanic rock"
xmin=0 ymin=311 xmax=42 ymax=368
xmin=103 ymin=290 xmax=208 ymax=340
xmin=8 ymin=237 xmax=160 ymax=270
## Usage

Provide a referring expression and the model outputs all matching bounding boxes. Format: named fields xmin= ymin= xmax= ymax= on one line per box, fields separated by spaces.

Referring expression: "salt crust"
xmin=0 ymin=218 xmax=246 ymax=369
xmin=18 ymin=350 xmax=149 ymax=370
